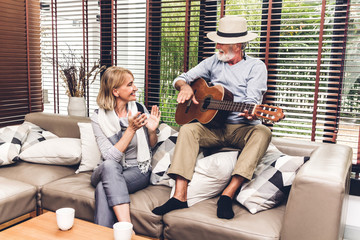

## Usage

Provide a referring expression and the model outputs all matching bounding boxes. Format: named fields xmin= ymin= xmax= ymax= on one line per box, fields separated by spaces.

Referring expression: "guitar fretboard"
xmin=206 ymin=99 xmax=255 ymax=113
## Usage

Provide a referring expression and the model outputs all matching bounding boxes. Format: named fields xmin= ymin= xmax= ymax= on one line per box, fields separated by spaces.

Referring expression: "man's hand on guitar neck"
xmin=175 ymin=80 xmax=199 ymax=105
xmin=239 ymin=109 xmax=257 ymax=121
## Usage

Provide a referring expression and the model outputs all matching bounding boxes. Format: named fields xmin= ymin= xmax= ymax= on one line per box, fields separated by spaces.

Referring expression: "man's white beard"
xmin=217 ymin=50 xmax=235 ymax=62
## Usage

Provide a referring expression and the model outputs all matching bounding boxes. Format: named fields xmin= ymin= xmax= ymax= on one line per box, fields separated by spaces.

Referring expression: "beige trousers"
xmin=167 ymin=122 xmax=272 ymax=181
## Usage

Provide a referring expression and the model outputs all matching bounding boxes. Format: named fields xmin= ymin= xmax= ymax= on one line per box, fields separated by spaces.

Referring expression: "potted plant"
xmin=58 ymin=51 xmax=106 ymax=116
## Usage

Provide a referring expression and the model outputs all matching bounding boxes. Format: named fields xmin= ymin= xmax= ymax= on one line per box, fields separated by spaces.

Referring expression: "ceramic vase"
xmin=67 ymin=97 xmax=87 ymax=117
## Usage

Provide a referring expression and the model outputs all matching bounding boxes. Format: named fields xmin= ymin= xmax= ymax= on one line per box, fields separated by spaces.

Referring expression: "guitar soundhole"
xmin=202 ymin=96 xmax=211 ymax=112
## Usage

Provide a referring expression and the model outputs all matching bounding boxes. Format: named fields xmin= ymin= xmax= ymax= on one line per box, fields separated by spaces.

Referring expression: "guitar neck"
xmin=207 ymin=99 xmax=256 ymax=114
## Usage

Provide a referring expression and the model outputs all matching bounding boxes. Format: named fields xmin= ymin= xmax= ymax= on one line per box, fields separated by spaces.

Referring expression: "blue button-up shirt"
xmin=173 ymin=54 xmax=268 ymax=125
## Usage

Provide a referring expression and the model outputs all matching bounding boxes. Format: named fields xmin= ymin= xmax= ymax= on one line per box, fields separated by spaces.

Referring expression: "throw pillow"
xmin=0 ymin=124 xmax=30 ymax=166
xmin=0 ymin=125 xmax=20 ymax=133
xmin=21 ymin=121 xmax=58 ymax=152
xmin=150 ymin=123 xmax=178 ymax=187
xmin=236 ymin=143 xmax=310 ymax=214
xmin=76 ymin=122 xmax=102 ymax=173
xmin=170 ymin=151 xmax=239 ymax=206
xmin=18 ymin=138 xmax=82 ymax=166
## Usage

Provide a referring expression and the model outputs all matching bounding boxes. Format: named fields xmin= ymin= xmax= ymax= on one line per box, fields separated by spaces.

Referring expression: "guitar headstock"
xmin=254 ymin=104 xmax=285 ymax=123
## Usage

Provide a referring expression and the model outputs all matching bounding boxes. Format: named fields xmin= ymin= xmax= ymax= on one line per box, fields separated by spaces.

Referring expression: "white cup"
xmin=113 ymin=222 xmax=133 ymax=240
xmin=56 ymin=207 xmax=75 ymax=231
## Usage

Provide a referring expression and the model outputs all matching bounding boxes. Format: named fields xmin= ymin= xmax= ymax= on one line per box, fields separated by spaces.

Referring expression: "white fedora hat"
xmin=207 ymin=16 xmax=258 ymax=44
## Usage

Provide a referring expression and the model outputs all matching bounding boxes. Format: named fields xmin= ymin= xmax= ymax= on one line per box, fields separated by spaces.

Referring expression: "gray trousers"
xmin=91 ymin=160 xmax=150 ymax=228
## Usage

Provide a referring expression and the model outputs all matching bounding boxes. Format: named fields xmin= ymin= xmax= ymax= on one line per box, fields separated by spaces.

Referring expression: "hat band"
xmin=217 ymin=30 xmax=248 ymax=38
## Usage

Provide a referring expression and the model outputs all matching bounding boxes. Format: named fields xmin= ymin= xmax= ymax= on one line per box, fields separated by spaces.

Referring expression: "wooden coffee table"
xmin=0 ymin=212 xmax=156 ymax=240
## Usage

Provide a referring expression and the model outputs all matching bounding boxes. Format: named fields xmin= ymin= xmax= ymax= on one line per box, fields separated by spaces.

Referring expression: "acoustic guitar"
xmin=175 ymin=78 xmax=285 ymax=127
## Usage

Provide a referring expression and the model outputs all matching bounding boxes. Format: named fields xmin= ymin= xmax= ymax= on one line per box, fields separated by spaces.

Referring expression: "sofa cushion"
xmin=236 ymin=143 xmax=309 ymax=214
xmin=0 ymin=161 xmax=76 ymax=208
xmin=41 ymin=172 xmax=95 ymax=222
xmin=163 ymin=196 xmax=286 ymax=240
xmin=19 ymin=138 xmax=82 ymax=166
xmin=41 ymin=174 xmax=169 ymax=240
xmin=130 ymin=185 xmax=171 ymax=239
xmin=24 ymin=112 xmax=90 ymax=138
xmin=21 ymin=121 xmax=58 ymax=152
xmin=150 ymin=123 xmax=178 ymax=187
xmin=170 ymin=151 xmax=238 ymax=207
xmin=0 ymin=177 xmax=37 ymax=224
xmin=0 ymin=124 xmax=30 ymax=166
xmin=76 ymin=122 xmax=101 ymax=173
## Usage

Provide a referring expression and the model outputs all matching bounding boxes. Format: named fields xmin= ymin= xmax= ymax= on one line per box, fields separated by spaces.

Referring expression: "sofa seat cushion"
xmin=0 ymin=161 xmax=76 ymax=206
xmin=42 ymin=174 xmax=170 ymax=239
xmin=163 ymin=196 xmax=286 ymax=240
xmin=0 ymin=161 xmax=76 ymax=189
xmin=0 ymin=177 xmax=37 ymax=224
xmin=41 ymin=172 xmax=95 ymax=222
xmin=130 ymin=185 xmax=171 ymax=239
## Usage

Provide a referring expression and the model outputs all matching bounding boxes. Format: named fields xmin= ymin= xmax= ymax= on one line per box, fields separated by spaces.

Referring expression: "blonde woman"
xmin=90 ymin=66 xmax=160 ymax=228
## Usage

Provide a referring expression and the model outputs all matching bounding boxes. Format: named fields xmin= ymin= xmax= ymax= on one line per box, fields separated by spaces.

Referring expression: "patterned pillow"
xmin=170 ymin=151 xmax=238 ymax=206
xmin=150 ymin=123 xmax=178 ymax=187
xmin=21 ymin=121 xmax=58 ymax=152
xmin=236 ymin=143 xmax=310 ymax=214
xmin=0 ymin=124 xmax=30 ymax=166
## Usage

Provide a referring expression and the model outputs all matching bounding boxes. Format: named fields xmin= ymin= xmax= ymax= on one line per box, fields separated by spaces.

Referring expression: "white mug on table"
xmin=56 ymin=207 xmax=75 ymax=231
xmin=113 ymin=222 xmax=133 ymax=240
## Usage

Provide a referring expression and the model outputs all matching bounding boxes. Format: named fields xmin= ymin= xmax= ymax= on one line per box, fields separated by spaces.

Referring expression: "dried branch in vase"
xmin=59 ymin=51 xmax=106 ymax=98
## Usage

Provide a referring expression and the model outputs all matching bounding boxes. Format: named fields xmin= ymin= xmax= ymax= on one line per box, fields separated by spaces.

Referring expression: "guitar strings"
xmin=203 ymin=99 xmax=255 ymax=113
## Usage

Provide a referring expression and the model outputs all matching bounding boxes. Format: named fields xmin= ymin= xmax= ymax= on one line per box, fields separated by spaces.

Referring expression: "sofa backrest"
xmin=24 ymin=112 xmax=325 ymax=157
xmin=24 ymin=112 xmax=90 ymax=138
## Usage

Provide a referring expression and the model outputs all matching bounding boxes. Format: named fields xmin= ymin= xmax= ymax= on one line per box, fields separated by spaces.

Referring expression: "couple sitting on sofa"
xmin=92 ymin=15 xmax=271 ymax=228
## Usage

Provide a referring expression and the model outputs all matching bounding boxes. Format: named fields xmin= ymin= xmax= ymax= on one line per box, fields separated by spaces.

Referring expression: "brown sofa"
xmin=0 ymin=112 xmax=353 ymax=240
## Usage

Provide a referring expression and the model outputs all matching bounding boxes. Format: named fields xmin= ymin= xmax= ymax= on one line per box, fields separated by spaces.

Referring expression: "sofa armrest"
xmin=281 ymin=143 xmax=352 ymax=240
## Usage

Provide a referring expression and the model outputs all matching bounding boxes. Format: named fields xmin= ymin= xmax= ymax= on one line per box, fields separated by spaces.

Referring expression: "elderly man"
xmin=152 ymin=15 xmax=271 ymax=219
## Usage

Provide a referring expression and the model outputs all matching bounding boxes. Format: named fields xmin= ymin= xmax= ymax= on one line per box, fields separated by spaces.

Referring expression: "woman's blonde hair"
xmin=96 ymin=66 xmax=134 ymax=110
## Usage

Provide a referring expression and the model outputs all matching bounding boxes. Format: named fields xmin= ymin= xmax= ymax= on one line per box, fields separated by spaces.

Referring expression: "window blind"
xmin=115 ymin=0 xmax=147 ymax=104
xmin=146 ymin=0 xmax=360 ymax=164
xmin=146 ymin=0 xmax=212 ymax=125
xmin=0 ymin=0 xmax=42 ymax=127
xmin=40 ymin=0 xmax=146 ymax=116
xmin=339 ymin=0 xmax=359 ymax=165
xmin=38 ymin=0 xmax=359 ymax=164
xmin=41 ymin=0 xmax=101 ymax=116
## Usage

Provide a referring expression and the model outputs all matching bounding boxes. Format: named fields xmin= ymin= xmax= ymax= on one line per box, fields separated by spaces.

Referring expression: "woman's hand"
xmin=146 ymin=105 xmax=161 ymax=147
xmin=115 ymin=110 xmax=147 ymax=153
xmin=128 ymin=110 xmax=148 ymax=133
xmin=146 ymin=105 xmax=161 ymax=133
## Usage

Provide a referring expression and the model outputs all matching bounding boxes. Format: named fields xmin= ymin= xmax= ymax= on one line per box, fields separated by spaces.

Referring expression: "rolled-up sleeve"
xmin=245 ymin=61 xmax=268 ymax=104
xmin=173 ymin=55 xmax=214 ymax=87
